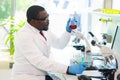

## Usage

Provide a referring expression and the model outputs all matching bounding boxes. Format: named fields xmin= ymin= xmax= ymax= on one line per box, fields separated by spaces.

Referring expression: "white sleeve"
xmin=46 ymin=31 xmax=71 ymax=49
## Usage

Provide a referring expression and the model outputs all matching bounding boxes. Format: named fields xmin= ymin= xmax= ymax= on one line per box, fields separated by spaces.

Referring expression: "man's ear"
xmin=30 ymin=19 xmax=37 ymax=24
xmin=29 ymin=19 xmax=37 ymax=26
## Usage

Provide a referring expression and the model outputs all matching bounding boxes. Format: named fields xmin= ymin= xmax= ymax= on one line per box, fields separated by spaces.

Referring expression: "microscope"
xmin=69 ymin=29 xmax=119 ymax=80
xmin=88 ymin=32 xmax=118 ymax=80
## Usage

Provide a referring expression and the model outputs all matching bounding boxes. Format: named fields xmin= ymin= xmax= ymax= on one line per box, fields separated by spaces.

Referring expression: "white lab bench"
xmin=49 ymin=70 xmax=103 ymax=80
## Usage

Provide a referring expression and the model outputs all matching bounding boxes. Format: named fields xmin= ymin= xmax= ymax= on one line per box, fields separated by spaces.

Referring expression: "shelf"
xmin=92 ymin=11 xmax=120 ymax=18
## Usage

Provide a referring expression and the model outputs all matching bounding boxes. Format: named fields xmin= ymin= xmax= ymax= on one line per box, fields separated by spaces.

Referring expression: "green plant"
xmin=0 ymin=17 xmax=26 ymax=57
xmin=0 ymin=0 xmax=27 ymax=58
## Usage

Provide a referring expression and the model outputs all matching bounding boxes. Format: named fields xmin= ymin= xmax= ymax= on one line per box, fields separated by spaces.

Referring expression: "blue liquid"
xmin=81 ymin=54 xmax=85 ymax=64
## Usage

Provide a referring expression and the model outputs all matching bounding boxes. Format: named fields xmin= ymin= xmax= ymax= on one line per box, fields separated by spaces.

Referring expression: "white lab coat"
xmin=11 ymin=23 xmax=71 ymax=80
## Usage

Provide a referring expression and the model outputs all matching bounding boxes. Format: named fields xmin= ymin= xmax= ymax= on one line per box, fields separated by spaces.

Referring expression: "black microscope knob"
xmin=117 ymin=73 xmax=120 ymax=80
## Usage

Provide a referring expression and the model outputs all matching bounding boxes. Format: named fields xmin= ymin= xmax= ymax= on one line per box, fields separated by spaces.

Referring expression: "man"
xmin=11 ymin=5 xmax=87 ymax=80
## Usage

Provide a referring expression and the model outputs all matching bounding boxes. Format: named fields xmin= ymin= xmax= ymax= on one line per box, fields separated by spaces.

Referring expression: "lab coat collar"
xmin=26 ymin=23 xmax=48 ymax=43
xmin=26 ymin=22 xmax=40 ymax=34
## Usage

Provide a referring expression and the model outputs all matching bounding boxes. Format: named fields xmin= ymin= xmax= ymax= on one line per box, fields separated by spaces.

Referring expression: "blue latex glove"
xmin=66 ymin=17 xmax=79 ymax=33
xmin=66 ymin=18 xmax=71 ymax=33
xmin=68 ymin=63 xmax=87 ymax=75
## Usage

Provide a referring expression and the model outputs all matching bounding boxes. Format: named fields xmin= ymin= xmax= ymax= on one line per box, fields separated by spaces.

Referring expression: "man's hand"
xmin=66 ymin=18 xmax=71 ymax=33
xmin=67 ymin=63 xmax=87 ymax=75
xmin=66 ymin=17 xmax=78 ymax=33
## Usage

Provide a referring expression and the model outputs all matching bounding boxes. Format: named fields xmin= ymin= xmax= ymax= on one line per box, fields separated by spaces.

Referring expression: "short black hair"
xmin=26 ymin=5 xmax=45 ymax=22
